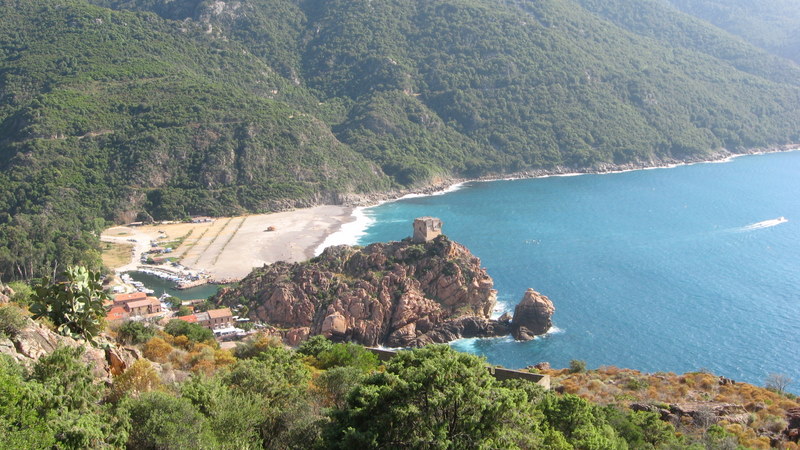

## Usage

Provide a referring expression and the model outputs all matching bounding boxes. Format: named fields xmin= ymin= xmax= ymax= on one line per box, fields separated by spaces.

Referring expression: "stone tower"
xmin=412 ymin=217 xmax=443 ymax=243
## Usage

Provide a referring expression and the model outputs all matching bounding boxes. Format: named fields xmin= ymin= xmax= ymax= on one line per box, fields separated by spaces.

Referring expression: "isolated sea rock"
xmin=511 ymin=288 xmax=555 ymax=340
xmin=215 ymin=235 xmax=503 ymax=347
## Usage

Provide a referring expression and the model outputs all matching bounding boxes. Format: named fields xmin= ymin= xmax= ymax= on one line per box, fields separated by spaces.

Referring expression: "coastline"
xmin=313 ymin=145 xmax=800 ymax=252
xmin=103 ymin=145 xmax=798 ymax=282
xmin=347 ymin=145 xmax=800 ymax=207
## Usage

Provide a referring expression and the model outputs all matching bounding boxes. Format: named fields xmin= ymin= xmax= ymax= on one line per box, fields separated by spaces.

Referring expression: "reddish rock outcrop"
xmin=0 ymin=283 xmax=13 ymax=304
xmin=215 ymin=236 xmax=507 ymax=347
xmin=511 ymin=288 xmax=555 ymax=340
xmin=786 ymin=408 xmax=800 ymax=443
xmin=0 ymin=316 xmax=141 ymax=382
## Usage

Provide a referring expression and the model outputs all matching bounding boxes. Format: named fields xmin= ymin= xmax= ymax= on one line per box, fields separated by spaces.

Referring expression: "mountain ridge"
xmin=2 ymin=0 xmax=800 ymax=280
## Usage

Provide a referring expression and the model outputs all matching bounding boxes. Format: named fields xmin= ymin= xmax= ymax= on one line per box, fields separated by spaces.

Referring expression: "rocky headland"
xmin=214 ymin=231 xmax=555 ymax=347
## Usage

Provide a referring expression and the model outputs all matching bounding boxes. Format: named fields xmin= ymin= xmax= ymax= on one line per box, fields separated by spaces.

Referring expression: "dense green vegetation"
xmin=667 ymin=0 xmax=800 ymax=64
xmin=1 ymin=336 xmax=705 ymax=449
xmin=2 ymin=0 xmax=800 ymax=281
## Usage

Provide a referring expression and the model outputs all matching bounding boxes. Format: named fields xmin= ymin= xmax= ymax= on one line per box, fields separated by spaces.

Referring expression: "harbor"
xmin=123 ymin=270 xmax=220 ymax=301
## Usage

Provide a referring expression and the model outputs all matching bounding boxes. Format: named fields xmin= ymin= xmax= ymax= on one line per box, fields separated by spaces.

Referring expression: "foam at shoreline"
xmin=395 ymin=181 xmax=466 ymax=200
xmin=314 ymin=206 xmax=374 ymax=255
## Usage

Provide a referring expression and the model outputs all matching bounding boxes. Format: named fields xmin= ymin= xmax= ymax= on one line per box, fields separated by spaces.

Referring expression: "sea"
xmin=338 ymin=150 xmax=800 ymax=389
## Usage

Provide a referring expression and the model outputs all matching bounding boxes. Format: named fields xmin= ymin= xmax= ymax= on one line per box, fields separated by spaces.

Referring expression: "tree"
xmin=29 ymin=266 xmax=108 ymax=342
xmin=232 ymin=332 xmax=283 ymax=359
xmin=314 ymin=342 xmax=379 ymax=372
xmin=30 ymin=346 xmax=126 ymax=447
xmin=538 ymin=393 xmax=626 ymax=449
xmin=164 ymin=296 xmax=182 ymax=310
xmin=297 ymin=335 xmax=334 ymax=358
xmin=315 ymin=366 xmax=367 ymax=410
xmin=180 ymin=375 xmax=265 ymax=448
xmin=223 ymin=347 xmax=322 ymax=448
xmin=765 ymin=373 xmax=793 ymax=394
xmin=569 ymin=359 xmax=587 ymax=374
xmin=119 ymin=391 xmax=214 ymax=449
xmin=0 ymin=355 xmax=56 ymax=448
xmin=326 ymin=345 xmax=544 ymax=449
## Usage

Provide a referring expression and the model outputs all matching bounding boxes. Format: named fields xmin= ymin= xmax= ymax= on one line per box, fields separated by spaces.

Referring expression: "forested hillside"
xmin=667 ymin=0 xmax=800 ymax=64
xmin=2 ymin=0 xmax=800 ymax=280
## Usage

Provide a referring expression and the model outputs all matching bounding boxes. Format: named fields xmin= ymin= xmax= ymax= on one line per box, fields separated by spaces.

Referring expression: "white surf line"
xmin=314 ymin=206 xmax=374 ymax=255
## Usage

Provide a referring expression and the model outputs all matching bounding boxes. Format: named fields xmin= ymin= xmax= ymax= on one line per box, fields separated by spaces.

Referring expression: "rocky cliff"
xmin=0 ymin=313 xmax=141 ymax=382
xmin=215 ymin=235 xmax=555 ymax=347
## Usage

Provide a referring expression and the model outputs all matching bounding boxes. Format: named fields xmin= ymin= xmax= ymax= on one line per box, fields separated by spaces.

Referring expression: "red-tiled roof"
xmin=114 ymin=292 xmax=147 ymax=303
xmin=106 ymin=306 xmax=127 ymax=321
xmin=177 ymin=314 xmax=198 ymax=323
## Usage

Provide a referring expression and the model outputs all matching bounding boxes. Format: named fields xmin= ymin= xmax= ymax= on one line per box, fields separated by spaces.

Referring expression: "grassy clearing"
xmin=101 ymin=241 xmax=134 ymax=270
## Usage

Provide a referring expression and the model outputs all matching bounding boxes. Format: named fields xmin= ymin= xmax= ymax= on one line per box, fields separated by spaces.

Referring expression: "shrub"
xmin=117 ymin=321 xmax=155 ymax=345
xmin=143 ymin=337 xmax=174 ymax=363
xmin=7 ymin=281 xmax=33 ymax=305
xmin=0 ymin=304 xmax=28 ymax=338
xmin=625 ymin=377 xmax=650 ymax=391
xmin=164 ymin=319 xmax=214 ymax=343
xmin=569 ymin=359 xmax=587 ymax=374
xmin=109 ymin=359 xmax=161 ymax=402
xmin=233 ymin=333 xmax=283 ymax=359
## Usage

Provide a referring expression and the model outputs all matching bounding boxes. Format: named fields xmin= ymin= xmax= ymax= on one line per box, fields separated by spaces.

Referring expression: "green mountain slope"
xmin=667 ymin=0 xmax=800 ymax=64
xmin=2 ymin=0 xmax=800 ymax=280
xmin=0 ymin=0 xmax=389 ymax=279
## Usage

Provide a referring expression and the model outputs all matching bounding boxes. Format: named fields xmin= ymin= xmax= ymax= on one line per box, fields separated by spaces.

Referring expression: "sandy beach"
xmin=101 ymin=205 xmax=354 ymax=281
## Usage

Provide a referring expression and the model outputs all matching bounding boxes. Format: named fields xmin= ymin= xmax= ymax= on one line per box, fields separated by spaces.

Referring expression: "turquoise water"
xmin=359 ymin=151 xmax=800 ymax=388
xmin=125 ymin=271 xmax=220 ymax=300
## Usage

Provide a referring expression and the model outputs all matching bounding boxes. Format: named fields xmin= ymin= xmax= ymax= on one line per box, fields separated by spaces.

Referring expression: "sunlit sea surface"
xmin=357 ymin=151 xmax=800 ymax=388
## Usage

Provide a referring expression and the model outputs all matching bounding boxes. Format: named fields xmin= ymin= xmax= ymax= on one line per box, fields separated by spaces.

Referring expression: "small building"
xmin=207 ymin=308 xmax=233 ymax=329
xmin=125 ymin=299 xmax=152 ymax=316
xmin=113 ymin=292 xmax=147 ymax=307
xmin=412 ymin=217 xmax=443 ymax=243
xmin=124 ymin=296 xmax=162 ymax=316
xmin=176 ymin=308 xmax=234 ymax=331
